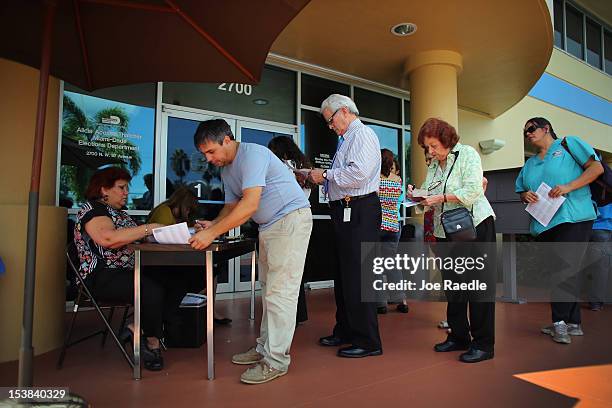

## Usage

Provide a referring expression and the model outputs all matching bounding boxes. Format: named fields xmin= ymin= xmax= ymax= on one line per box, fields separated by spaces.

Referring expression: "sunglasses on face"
xmin=523 ymin=124 xmax=541 ymax=138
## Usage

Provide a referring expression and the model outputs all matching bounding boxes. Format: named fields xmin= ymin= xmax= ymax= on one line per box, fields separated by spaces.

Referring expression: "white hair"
xmin=320 ymin=94 xmax=359 ymax=116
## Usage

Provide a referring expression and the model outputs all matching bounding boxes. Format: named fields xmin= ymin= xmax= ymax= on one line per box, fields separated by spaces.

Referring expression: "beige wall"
xmin=458 ymin=46 xmax=612 ymax=171
xmin=547 ymin=49 xmax=612 ymax=102
xmin=0 ymin=58 xmax=66 ymax=362
xmin=459 ymin=95 xmax=612 ymax=172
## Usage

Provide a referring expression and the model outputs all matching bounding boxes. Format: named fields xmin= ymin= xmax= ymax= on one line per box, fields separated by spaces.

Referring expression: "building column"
xmin=404 ymin=50 xmax=463 ymax=187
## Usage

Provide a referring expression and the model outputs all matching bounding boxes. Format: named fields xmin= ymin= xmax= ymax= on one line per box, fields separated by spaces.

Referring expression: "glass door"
xmin=232 ymin=120 xmax=298 ymax=292
xmin=160 ymin=107 xmax=235 ymax=293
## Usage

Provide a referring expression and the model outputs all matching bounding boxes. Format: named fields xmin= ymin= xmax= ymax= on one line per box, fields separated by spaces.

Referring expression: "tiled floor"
xmin=1 ymin=289 xmax=611 ymax=407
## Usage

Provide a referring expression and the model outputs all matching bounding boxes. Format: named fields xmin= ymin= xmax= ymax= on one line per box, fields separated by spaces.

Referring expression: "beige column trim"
xmin=405 ymin=50 xmax=463 ymax=188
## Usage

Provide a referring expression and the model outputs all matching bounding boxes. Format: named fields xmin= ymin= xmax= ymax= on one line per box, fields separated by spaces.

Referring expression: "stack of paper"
xmin=152 ymin=222 xmax=191 ymax=244
xmin=525 ymin=182 xmax=566 ymax=227
xmin=180 ymin=293 xmax=206 ymax=307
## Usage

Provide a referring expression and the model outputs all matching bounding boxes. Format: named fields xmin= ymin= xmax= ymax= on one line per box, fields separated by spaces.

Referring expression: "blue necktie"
xmin=324 ymin=136 xmax=344 ymax=196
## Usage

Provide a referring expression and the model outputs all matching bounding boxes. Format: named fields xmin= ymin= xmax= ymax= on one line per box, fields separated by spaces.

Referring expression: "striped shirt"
xmin=327 ymin=119 xmax=381 ymax=201
xmin=379 ymin=178 xmax=403 ymax=232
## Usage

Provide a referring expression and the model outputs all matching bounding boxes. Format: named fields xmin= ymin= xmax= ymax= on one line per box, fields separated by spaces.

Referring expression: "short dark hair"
xmin=380 ymin=149 xmax=395 ymax=177
xmin=525 ymin=117 xmax=558 ymax=139
xmin=417 ymin=118 xmax=460 ymax=149
xmin=193 ymin=119 xmax=234 ymax=148
xmin=267 ymin=136 xmax=311 ymax=168
xmin=85 ymin=167 xmax=132 ymax=201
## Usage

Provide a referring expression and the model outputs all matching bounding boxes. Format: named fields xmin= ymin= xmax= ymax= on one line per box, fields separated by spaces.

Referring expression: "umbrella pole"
xmin=18 ymin=0 xmax=56 ymax=388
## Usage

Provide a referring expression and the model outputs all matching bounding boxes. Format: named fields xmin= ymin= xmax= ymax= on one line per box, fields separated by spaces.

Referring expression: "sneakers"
xmin=541 ymin=321 xmax=579 ymax=344
xmin=541 ymin=322 xmax=584 ymax=337
xmin=240 ymin=361 xmax=287 ymax=384
xmin=231 ymin=347 xmax=263 ymax=365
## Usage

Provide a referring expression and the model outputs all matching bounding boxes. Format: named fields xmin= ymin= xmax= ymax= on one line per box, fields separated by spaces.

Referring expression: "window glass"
xmin=403 ymin=130 xmax=412 ymax=186
xmin=566 ymin=5 xmax=584 ymax=59
xmin=403 ymin=100 xmax=411 ymax=126
xmin=586 ymin=18 xmax=602 ymax=69
xmin=59 ymin=83 xmax=156 ymax=209
xmin=165 ymin=116 xmax=223 ymax=204
xmin=553 ymin=0 xmax=565 ymax=49
xmin=354 ymin=88 xmax=401 ymax=124
xmin=163 ymin=65 xmax=296 ymax=124
xmin=301 ymin=74 xmax=350 ymax=108
xmin=605 ymin=30 xmax=612 ymax=75
xmin=364 ymin=123 xmax=402 ymax=180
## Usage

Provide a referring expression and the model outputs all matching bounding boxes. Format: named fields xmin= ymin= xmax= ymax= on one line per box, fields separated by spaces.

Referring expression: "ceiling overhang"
xmin=271 ymin=0 xmax=553 ymax=117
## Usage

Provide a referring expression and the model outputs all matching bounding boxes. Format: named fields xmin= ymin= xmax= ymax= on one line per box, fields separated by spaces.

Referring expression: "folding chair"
xmin=57 ymin=243 xmax=134 ymax=369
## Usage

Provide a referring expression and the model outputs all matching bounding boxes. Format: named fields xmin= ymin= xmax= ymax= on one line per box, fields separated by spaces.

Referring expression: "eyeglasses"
xmin=523 ymin=124 xmax=541 ymax=138
xmin=325 ymin=109 xmax=341 ymax=126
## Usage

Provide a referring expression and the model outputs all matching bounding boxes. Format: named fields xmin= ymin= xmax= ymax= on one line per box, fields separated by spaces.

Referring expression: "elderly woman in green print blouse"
xmin=408 ymin=117 xmax=496 ymax=364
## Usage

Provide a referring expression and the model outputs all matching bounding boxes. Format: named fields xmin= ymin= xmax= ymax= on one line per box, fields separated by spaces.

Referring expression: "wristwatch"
xmin=322 ymin=170 xmax=327 ymax=180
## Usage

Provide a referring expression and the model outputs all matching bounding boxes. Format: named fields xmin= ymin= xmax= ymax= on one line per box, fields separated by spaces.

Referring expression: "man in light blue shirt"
xmin=190 ymin=119 xmax=312 ymax=385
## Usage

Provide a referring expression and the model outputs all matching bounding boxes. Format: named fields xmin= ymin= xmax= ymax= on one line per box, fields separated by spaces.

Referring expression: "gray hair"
xmin=320 ymin=94 xmax=359 ymax=116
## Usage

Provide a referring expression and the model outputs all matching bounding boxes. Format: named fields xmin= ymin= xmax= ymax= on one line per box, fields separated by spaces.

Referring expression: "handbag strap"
xmin=441 ymin=151 xmax=460 ymax=214
xmin=560 ymin=137 xmax=585 ymax=170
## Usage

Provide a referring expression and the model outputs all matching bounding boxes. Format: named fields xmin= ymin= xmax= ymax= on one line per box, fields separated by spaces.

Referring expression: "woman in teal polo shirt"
xmin=515 ymin=117 xmax=604 ymax=345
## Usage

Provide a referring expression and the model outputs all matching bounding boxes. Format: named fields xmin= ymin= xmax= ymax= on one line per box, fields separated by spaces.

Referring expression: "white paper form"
xmin=152 ymin=222 xmax=192 ymax=244
xmin=525 ymin=182 xmax=566 ymax=227
xmin=402 ymin=199 xmax=421 ymax=208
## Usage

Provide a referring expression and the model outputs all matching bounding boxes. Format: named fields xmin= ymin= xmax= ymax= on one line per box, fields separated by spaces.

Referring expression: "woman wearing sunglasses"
xmin=515 ymin=117 xmax=603 ymax=345
xmin=408 ymin=117 xmax=496 ymax=363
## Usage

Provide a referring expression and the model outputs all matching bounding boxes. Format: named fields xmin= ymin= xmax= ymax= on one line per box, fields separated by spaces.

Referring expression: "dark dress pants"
xmin=330 ymin=194 xmax=382 ymax=351
xmin=88 ymin=266 xmax=188 ymax=339
xmin=440 ymin=216 xmax=496 ymax=352
xmin=537 ymin=220 xmax=594 ymax=324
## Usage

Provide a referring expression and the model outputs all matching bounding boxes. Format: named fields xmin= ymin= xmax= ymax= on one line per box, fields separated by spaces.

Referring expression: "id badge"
xmin=343 ymin=207 xmax=351 ymax=222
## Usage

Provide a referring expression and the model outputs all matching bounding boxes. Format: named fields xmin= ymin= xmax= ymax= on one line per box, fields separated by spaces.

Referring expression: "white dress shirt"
xmin=327 ymin=119 xmax=381 ymax=201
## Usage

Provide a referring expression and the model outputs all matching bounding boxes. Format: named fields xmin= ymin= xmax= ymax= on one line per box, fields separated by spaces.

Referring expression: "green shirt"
xmin=421 ymin=143 xmax=495 ymax=239
xmin=147 ymin=204 xmax=176 ymax=226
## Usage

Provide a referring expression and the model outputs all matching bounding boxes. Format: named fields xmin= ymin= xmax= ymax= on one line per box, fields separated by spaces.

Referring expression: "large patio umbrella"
xmin=0 ymin=0 xmax=310 ymax=387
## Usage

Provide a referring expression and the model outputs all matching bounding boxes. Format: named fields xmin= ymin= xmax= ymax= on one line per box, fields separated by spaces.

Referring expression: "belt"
xmin=329 ymin=191 xmax=377 ymax=206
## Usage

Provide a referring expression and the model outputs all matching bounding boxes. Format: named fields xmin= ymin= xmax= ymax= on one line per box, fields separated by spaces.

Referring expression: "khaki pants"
xmin=255 ymin=208 xmax=312 ymax=371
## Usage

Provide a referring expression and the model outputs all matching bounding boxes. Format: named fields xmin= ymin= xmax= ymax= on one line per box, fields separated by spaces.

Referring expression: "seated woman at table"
xmin=74 ymin=167 xmax=184 ymax=371
xmin=147 ymin=186 xmax=231 ymax=325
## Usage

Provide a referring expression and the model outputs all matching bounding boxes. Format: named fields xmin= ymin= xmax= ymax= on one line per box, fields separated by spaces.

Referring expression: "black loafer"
xmin=377 ymin=306 xmax=388 ymax=314
xmin=337 ymin=346 xmax=383 ymax=358
xmin=459 ymin=348 xmax=494 ymax=363
xmin=434 ymin=339 xmax=470 ymax=352
xmin=396 ymin=304 xmax=409 ymax=314
xmin=319 ymin=335 xmax=348 ymax=347
xmin=142 ymin=346 xmax=164 ymax=371
xmin=214 ymin=317 xmax=232 ymax=325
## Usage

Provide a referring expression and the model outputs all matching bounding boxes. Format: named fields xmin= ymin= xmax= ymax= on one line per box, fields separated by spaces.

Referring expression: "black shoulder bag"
xmin=560 ymin=137 xmax=612 ymax=206
xmin=439 ymin=151 xmax=477 ymax=241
